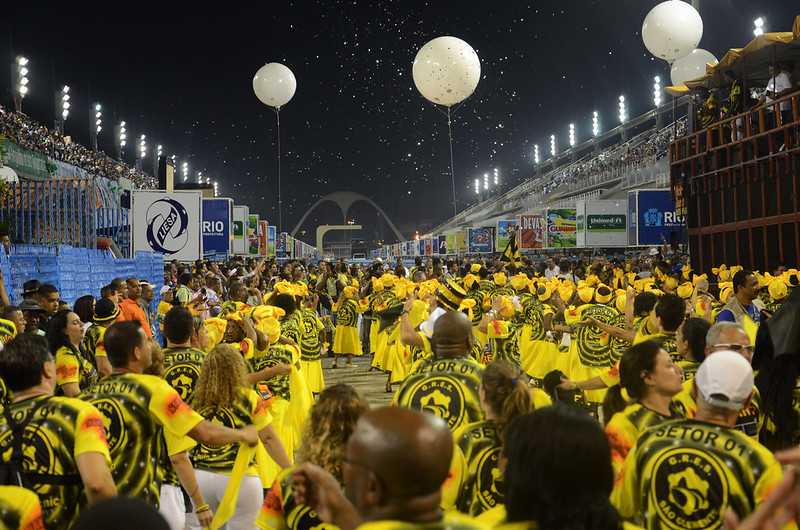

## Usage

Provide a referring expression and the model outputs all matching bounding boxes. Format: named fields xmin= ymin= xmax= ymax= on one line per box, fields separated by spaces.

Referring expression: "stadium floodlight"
xmin=474 ymin=178 xmax=480 ymax=195
xmin=754 ymin=17 xmax=764 ymax=37
xmin=213 ymin=181 xmax=218 ymax=197
xmin=60 ymin=86 xmax=70 ymax=121
xmin=197 ymin=171 xmax=203 ymax=184
xmin=139 ymin=134 xmax=147 ymax=159
xmin=618 ymin=95 xmax=627 ymax=123
xmin=493 ymin=168 xmax=499 ymax=186
xmin=119 ymin=121 xmax=127 ymax=148
xmin=15 ymin=56 xmax=29 ymax=110
xmin=592 ymin=111 xmax=599 ymax=137
xmin=90 ymin=103 xmax=103 ymax=151
xmin=182 ymin=162 xmax=189 ymax=181
xmin=550 ymin=134 xmax=556 ymax=157
xmin=569 ymin=123 xmax=575 ymax=147
xmin=653 ymin=76 xmax=661 ymax=107
xmin=534 ymin=144 xmax=540 ymax=164
xmin=483 ymin=173 xmax=489 ymax=190
xmin=157 ymin=144 xmax=163 ymax=157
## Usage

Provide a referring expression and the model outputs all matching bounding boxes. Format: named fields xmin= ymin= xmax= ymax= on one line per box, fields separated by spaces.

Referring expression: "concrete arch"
xmin=290 ymin=191 xmax=406 ymax=242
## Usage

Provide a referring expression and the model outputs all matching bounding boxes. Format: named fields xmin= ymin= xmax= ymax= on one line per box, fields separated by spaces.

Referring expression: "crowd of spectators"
xmin=0 ymin=105 xmax=156 ymax=189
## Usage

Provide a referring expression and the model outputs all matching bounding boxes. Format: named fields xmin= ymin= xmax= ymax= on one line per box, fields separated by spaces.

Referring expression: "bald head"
xmin=431 ymin=311 xmax=473 ymax=359
xmin=346 ymin=407 xmax=452 ymax=515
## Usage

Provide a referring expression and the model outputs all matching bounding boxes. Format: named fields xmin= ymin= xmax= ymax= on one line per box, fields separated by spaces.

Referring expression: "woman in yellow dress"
xmin=330 ymin=285 xmax=367 ymax=368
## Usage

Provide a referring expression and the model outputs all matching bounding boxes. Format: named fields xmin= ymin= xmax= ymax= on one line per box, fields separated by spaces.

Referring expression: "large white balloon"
xmin=670 ymin=49 xmax=717 ymax=86
xmin=253 ymin=63 xmax=297 ymax=108
xmin=412 ymin=36 xmax=480 ymax=107
xmin=642 ymin=0 xmax=703 ymax=63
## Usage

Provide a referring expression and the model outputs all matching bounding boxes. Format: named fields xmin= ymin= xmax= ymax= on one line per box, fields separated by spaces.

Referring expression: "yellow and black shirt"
xmin=256 ymin=464 xmax=337 ymax=530
xmin=163 ymin=346 xmax=206 ymax=404
xmin=249 ymin=343 xmax=298 ymax=401
xmin=0 ymin=486 xmax=44 ymax=530
xmin=193 ymin=389 xmax=271 ymax=476
xmin=484 ymin=320 xmax=521 ymax=366
xmin=55 ymin=345 xmax=97 ymax=393
xmin=298 ymin=309 xmax=324 ymax=362
xmin=80 ymin=373 xmax=204 ymax=506
xmin=447 ymin=420 xmax=505 ymax=516
xmin=82 ymin=324 xmax=108 ymax=370
xmin=0 ymin=395 xmax=110 ymax=529
xmin=605 ymin=402 xmax=685 ymax=478
xmin=280 ymin=313 xmax=303 ymax=346
xmin=393 ymin=356 xmax=484 ymax=432
xmin=333 ymin=298 xmax=366 ymax=328
xmin=564 ymin=304 xmax=619 ymax=368
xmin=612 ymin=419 xmax=784 ymax=529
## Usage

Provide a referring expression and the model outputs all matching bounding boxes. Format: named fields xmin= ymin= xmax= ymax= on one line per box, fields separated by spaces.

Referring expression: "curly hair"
xmin=144 ymin=338 xmax=165 ymax=378
xmin=191 ymin=344 xmax=249 ymax=410
xmin=297 ymin=384 xmax=369 ymax=482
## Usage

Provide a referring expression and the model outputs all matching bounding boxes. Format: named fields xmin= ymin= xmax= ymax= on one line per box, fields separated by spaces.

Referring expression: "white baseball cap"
xmin=695 ymin=350 xmax=754 ymax=410
xmin=160 ymin=285 xmax=173 ymax=295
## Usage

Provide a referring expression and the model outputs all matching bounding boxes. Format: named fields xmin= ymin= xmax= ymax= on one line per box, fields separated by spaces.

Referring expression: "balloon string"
xmin=447 ymin=106 xmax=458 ymax=250
xmin=276 ymin=108 xmax=282 ymax=234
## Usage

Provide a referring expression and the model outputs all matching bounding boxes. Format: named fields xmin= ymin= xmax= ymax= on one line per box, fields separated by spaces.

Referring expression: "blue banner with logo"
xmin=468 ymin=227 xmax=494 ymax=253
xmin=636 ymin=190 xmax=684 ymax=246
xmin=438 ymin=235 xmax=447 ymax=255
xmin=202 ymin=199 xmax=230 ymax=259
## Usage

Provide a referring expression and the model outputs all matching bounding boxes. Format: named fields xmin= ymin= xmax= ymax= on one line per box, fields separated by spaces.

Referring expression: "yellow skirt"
xmin=299 ymin=359 xmax=325 ymax=394
xmin=562 ymin=345 xmax=611 ymax=404
xmin=523 ymin=340 xmax=560 ymax=379
xmin=369 ymin=318 xmax=381 ymax=355
xmin=333 ymin=325 xmax=363 ymax=356
xmin=262 ymin=397 xmax=293 ymax=486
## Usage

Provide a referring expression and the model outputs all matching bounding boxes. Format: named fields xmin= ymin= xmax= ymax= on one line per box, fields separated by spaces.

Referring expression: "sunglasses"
xmin=712 ymin=343 xmax=755 ymax=354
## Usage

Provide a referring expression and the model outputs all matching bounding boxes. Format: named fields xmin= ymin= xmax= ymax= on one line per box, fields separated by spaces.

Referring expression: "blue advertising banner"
xmin=468 ymin=227 xmax=494 ymax=253
xmin=202 ymin=199 xmax=231 ymax=259
xmin=635 ymin=190 xmax=684 ymax=246
xmin=438 ymin=235 xmax=447 ymax=255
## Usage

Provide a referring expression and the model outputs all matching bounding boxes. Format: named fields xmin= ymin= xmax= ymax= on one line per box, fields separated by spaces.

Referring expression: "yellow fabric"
xmin=210 ymin=442 xmax=258 ymax=530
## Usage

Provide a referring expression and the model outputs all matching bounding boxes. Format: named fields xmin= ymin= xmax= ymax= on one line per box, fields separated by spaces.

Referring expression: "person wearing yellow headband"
xmin=223 ymin=311 xmax=267 ymax=358
xmin=478 ymin=295 xmax=522 ymax=366
xmin=330 ymin=286 xmax=368 ymax=369
xmin=463 ymin=273 xmax=490 ymax=349
xmin=297 ymin=293 xmax=326 ymax=394
xmin=522 ymin=284 xmax=563 ymax=382
xmin=366 ymin=275 xmax=400 ymax=364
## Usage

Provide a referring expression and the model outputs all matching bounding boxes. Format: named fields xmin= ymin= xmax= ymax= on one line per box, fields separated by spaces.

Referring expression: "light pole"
xmin=618 ymin=96 xmax=627 ymax=123
xmin=56 ymin=85 xmax=70 ymax=134
xmin=154 ymin=144 xmax=162 ymax=172
xmin=474 ymin=178 xmax=480 ymax=202
xmin=91 ymin=104 xmax=102 ymax=152
xmin=13 ymin=56 xmax=29 ymax=113
xmin=115 ymin=121 xmax=127 ymax=159
xmin=653 ymin=76 xmax=662 ymax=107
xmin=569 ymin=123 xmax=575 ymax=148
xmin=138 ymin=135 xmax=147 ymax=170
xmin=533 ymin=144 xmax=540 ymax=164
xmin=182 ymin=162 xmax=188 ymax=182
xmin=753 ymin=17 xmax=764 ymax=37
xmin=550 ymin=134 xmax=556 ymax=158
xmin=213 ymin=181 xmax=218 ymax=197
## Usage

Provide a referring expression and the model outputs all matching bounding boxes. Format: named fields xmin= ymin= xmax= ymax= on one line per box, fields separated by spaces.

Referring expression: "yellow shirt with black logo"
xmin=193 ymin=389 xmax=271 ymax=476
xmin=0 ymin=395 xmax=110 ymax=529
xmin=163 ymin=346 xmax=206 ymax=404
xmin=55 ymin=345 xmax=97 ymax=393
xmin=0 ymin=318 xmax=17 ymax=346
xmin=82 ymin=324 xmax=108 ymax=369
xmin=281 ymin=313 xmax=303 ymax=346
xmin=484 ymin=320 xmax=521 ymax=366
xmin=445 ymin=420 xmax=505 ymax=516
xmin=80 ymin=373 xmax=204 ymax=506
xmin=393 ymin=357 xmax=484 ymax=432
xmin=673 ymin=379 xmax=763 ymax=440
xmin=605 ymin=403 xmax=685 ymax=479
xmin=611 ymin=419 xmax=784 ymax=529
xmin=0 ymin=486 xmax=44 ymax=530
xmin=256 ymin=464 xmax=338 ymax=530
xmin=298 ymin=309 xmax=324 ymax=362
xmin=249 ymin=343 xmax=298 ymax=401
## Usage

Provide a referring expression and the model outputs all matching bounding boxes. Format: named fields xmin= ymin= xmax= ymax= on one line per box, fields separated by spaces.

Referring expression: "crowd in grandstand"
xmin=0 ymin=248 xmax=799 ymax=529
xmin=0 ymin=105 xmax=156 ymax=188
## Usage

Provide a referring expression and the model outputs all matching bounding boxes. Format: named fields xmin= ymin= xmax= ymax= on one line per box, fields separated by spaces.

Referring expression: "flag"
xmin=499 ymin=232 xmax=521 ymax=267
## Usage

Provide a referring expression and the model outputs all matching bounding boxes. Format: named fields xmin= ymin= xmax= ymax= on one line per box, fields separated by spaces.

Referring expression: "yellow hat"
xmin=585 ymin=274 xmax=600 ymax=287
xmin=691 ymin=273 xmax=708 ymax=286
xmin=712 ymin=264 xmax=729 ymax=282
xmin=676 ymin=282 xmax=694 ymax=299
xmin=457 ymin=298 xmax=477 ymax=321
xmin=498 ymin=295 xmax=521 ymax=319
xmin=493 ymin=272 xmax=508 ymax=286
xmin=785 ymin=269 xmax=800 ymax=287
xmin=615 ymin=289 xmax=628 ymax=313
xmin=537 ymin=284 xmax=553 ymax=302
xmin=595 ymin=284 xmax=613 ymax=305
xmin=342 ymin=285 xmax=359 ymax=299
xmin=462 ymin=273 xmax=479 ymax=289
xmin=273 ymin=280 xmax=297 ymax=296
xmin=664 ymin=277 xmax=679 ymax=292
xmin=470 ymin=263 xmax=481 ymax=274
xmin=558 ymin=282 xmax=574 ymax=303
xmin=719 ymin=282 xmax=733 ymax=304
xmin=371 ymin=276 xmax=385 ymax=292
xmin=768 ymin=278 xmax=788 ymax=301
xmin=577 ymin=284 xmax=595 ymax=304
xmin=203 ymin=317 xmax=228 ymax=348
xmin=510 ymin=274 xmax=528 ymax=291
xmin=381 ymin=274 xmax=395 ymax=288
xmin=682 ymin=267 xmax=693 ymax=281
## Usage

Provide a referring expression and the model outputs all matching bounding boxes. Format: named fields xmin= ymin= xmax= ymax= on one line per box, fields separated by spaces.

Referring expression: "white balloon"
xmin=253 ymin=63 xmax=297 ymax=108
xmin=412 ymin=36 xmax=480 ymax=107
xmin=670 ymin=48 xmax=717 ymax=86
xmin=642 ymin=0 xmax=703 ymax=63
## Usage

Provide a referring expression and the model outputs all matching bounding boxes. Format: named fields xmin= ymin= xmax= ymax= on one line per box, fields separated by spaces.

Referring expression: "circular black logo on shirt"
xmin=92 ymin=398 xmax=127 ymax=455
xmin=475 ymin=446 xmax=504 ymax=510
xmin=650 ymin=447 xmax=727 ymax=529
xmin=406 ymin=376 xmax=465 ymax=429
xmin=164 ymin=364 xmax=200 ymax=401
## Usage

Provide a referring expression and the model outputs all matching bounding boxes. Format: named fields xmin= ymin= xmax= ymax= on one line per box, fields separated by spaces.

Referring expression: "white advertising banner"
xmin=232 ymin=205 xmax=249 ymax=255
xmin=132 ymin=190 xmax=203 ymax=261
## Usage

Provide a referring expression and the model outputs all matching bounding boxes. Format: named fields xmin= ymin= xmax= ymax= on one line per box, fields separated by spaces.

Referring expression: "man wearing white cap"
xmin=612 ymin=350 xmax=784 ymax=529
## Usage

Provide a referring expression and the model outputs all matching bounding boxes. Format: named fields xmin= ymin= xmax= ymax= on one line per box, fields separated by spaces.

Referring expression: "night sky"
xmin=2 ymin=1 xmax=794 ymax=247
